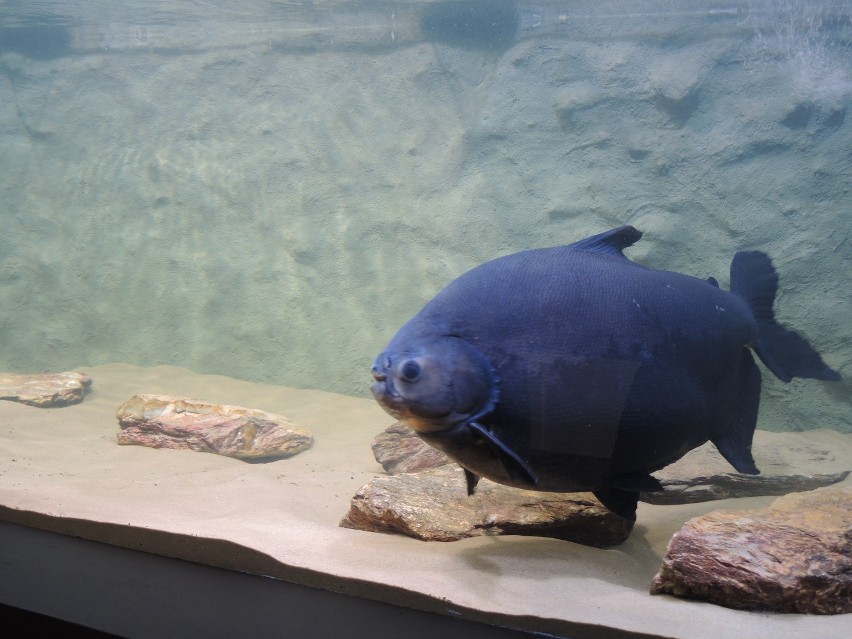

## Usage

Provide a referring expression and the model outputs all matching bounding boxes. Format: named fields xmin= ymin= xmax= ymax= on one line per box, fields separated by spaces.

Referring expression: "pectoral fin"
xmin=468 ymin=421 xmax=539 ymax=488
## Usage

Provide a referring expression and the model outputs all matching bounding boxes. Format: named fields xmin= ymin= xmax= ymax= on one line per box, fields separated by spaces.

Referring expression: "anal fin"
xmin=711 ymin=350 xmax=761 ymax=475
xmin=592 ymin=487 xmax=639 ymax=522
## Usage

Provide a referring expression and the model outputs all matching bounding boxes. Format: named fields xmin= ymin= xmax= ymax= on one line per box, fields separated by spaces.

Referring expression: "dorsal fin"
xmin=569 ymin=226 xmax=642 ymax=258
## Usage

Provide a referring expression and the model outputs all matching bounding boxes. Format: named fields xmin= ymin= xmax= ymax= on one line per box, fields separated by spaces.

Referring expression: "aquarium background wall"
xmin=1 ymin=0 xmax=849 ymax=432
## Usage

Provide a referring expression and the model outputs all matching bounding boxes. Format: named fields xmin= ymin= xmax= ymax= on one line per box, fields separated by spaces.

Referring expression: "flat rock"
xmin=651 ymin=486 xmax=852 ymax=614
xmin=643 ymin=429 xmax=850 ymax=504
xmin=340 ymin=465 xmax=633 ymax=547
xmin=116 ymin=394 xmax=312 ymax=461
xmin=371 ymin=421 xmax=450 ymax=474
xmin=373 ymin=424 xmax=849 ymax=504
xmin=0 ymin=371 xmax=92 ymax=407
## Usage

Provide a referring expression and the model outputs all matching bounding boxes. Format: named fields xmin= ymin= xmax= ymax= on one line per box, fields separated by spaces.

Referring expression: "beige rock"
xmin=0 ymin=371 xmax=92 ymax=407
xmin=340 ymin=465 xmax=633 ymax=547
xmin=371 ymin=421 xmax=449 ymax=474
xmin=651 ymin=486 xmax=852 ymax=614
xmin=116 ymin=394 xmax=312 ymax=461
xmin=373 ymin=424 xmax=849 ymax=504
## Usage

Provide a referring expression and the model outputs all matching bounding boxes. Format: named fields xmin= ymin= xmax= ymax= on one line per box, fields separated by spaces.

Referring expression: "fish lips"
xmin=370 ymin=360 xmax=395 ymax=408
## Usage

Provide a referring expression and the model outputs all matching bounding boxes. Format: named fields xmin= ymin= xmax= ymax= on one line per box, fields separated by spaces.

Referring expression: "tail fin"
xmin=730 ymin=251 xmax=841 ymax=383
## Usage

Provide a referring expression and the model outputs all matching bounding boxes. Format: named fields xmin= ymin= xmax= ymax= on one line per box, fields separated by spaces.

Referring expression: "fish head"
xmin=370 ymin=336 xmax=497 ymax=433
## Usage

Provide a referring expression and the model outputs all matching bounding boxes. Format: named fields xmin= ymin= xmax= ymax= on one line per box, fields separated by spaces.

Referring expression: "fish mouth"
xmin=370 ymin=380 xmax=453 ymax=434
xmin=370 ymin=358 xmax=398 ymax=413
xmin=370 ymin=363 xmax=387 ymax=383
xmin=370 ymin=380 xmax=405 ymax=417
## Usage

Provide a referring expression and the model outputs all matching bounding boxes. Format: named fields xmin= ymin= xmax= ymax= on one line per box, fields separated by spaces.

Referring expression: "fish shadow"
xmin=457 ymin=524 xmax=663 ymax=592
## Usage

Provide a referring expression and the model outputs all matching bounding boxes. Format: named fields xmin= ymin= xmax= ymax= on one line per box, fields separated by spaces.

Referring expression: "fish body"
xmin=370 ymin=226 xmax=840 ymax=521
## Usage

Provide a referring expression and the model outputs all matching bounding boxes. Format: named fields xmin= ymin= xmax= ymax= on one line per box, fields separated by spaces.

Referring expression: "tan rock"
xmin=0 ymin=371 xmax=92 ymax=407
xmin=651 ymin=486 xmax=852 ymax=614
xmin=371 ymin=421 xmax=449 ymax=474
xmin=644 ymin=429 xmax=850 ymax=504
xmin=340 ymin=465 xmax=633 ymax=547
xmin=116 ymin=394 xmax=312 ymax=461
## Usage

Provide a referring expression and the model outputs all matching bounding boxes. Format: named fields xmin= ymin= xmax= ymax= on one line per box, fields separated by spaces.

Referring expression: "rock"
xmin=553 ymin=80 xmax=606 ymax=129
xmin=647 ymin=48 xmax=715 ymax=127
xmin=643 ymin=430 xmax=850 ymax=504
xmin=340 ymin=465 xmax=633 ymax=547
xmin=116 ymin=394 xmax=312 ymax=461
xmin=373 ymin=425 xmax=849 ymax=504
xmin=371 ymin=421 xmax=450 ymax=474
xmin=651 ymin=486 xmax=852 ymax=614
xmin=0 ymin=371 xmax=92 ymax=407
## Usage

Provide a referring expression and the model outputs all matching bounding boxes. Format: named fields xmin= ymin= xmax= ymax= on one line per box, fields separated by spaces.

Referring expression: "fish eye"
xmin=399 ymin=359 xmax=422 ymax=383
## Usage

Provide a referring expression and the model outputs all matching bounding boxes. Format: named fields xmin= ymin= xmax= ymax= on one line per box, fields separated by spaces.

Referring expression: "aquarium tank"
xmin=0 ymin=1 xmax=849 ymax=638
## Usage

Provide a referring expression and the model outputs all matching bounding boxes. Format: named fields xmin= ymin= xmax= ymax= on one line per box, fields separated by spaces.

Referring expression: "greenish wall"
xmin=1 ymin=5 xmax=849 ymax=432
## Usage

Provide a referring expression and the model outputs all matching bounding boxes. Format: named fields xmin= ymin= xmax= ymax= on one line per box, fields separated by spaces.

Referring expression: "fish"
xmin=370 ymin=226 xmax=841 ymax=522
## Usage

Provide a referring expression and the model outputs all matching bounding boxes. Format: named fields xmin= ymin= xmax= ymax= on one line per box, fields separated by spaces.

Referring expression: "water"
xmin=0 ymin=1 xmax=850 ymax=634
xmin=3 ymin=0 xmax=847 ymax=429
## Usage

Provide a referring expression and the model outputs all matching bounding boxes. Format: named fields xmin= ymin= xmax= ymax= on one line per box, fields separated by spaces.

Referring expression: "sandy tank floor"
xmin=0 ymin=363 xmax=849 ymax=638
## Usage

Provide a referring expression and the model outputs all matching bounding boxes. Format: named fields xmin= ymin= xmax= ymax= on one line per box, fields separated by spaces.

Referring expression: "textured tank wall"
xmin=0 ymin=1 xmax=849 ymax=431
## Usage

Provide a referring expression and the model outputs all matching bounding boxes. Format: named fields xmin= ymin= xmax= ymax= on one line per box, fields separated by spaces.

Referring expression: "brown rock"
xmin=651 ymin=486 xmax=852 ymax=614
xmin=116 ymin=394 xmax=312 ymax=461
xmin=0 ymin=371 xmax=92 ymax=407
xmin=643 ymin=430 xmax=850 ymax=504
xmin=371 ymin=421 xmax=449 ymax=474
xmin=340 ymin=465 xmax=633 ymax=547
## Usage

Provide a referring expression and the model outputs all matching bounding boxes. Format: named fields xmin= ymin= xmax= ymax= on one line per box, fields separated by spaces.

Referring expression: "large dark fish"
xmin=370 ymin=226 xmax=841 ymax=522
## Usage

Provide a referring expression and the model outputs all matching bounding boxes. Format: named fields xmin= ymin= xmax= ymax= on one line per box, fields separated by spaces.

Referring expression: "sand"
xmin=0 ymin=363 xmax=849 ymax=638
